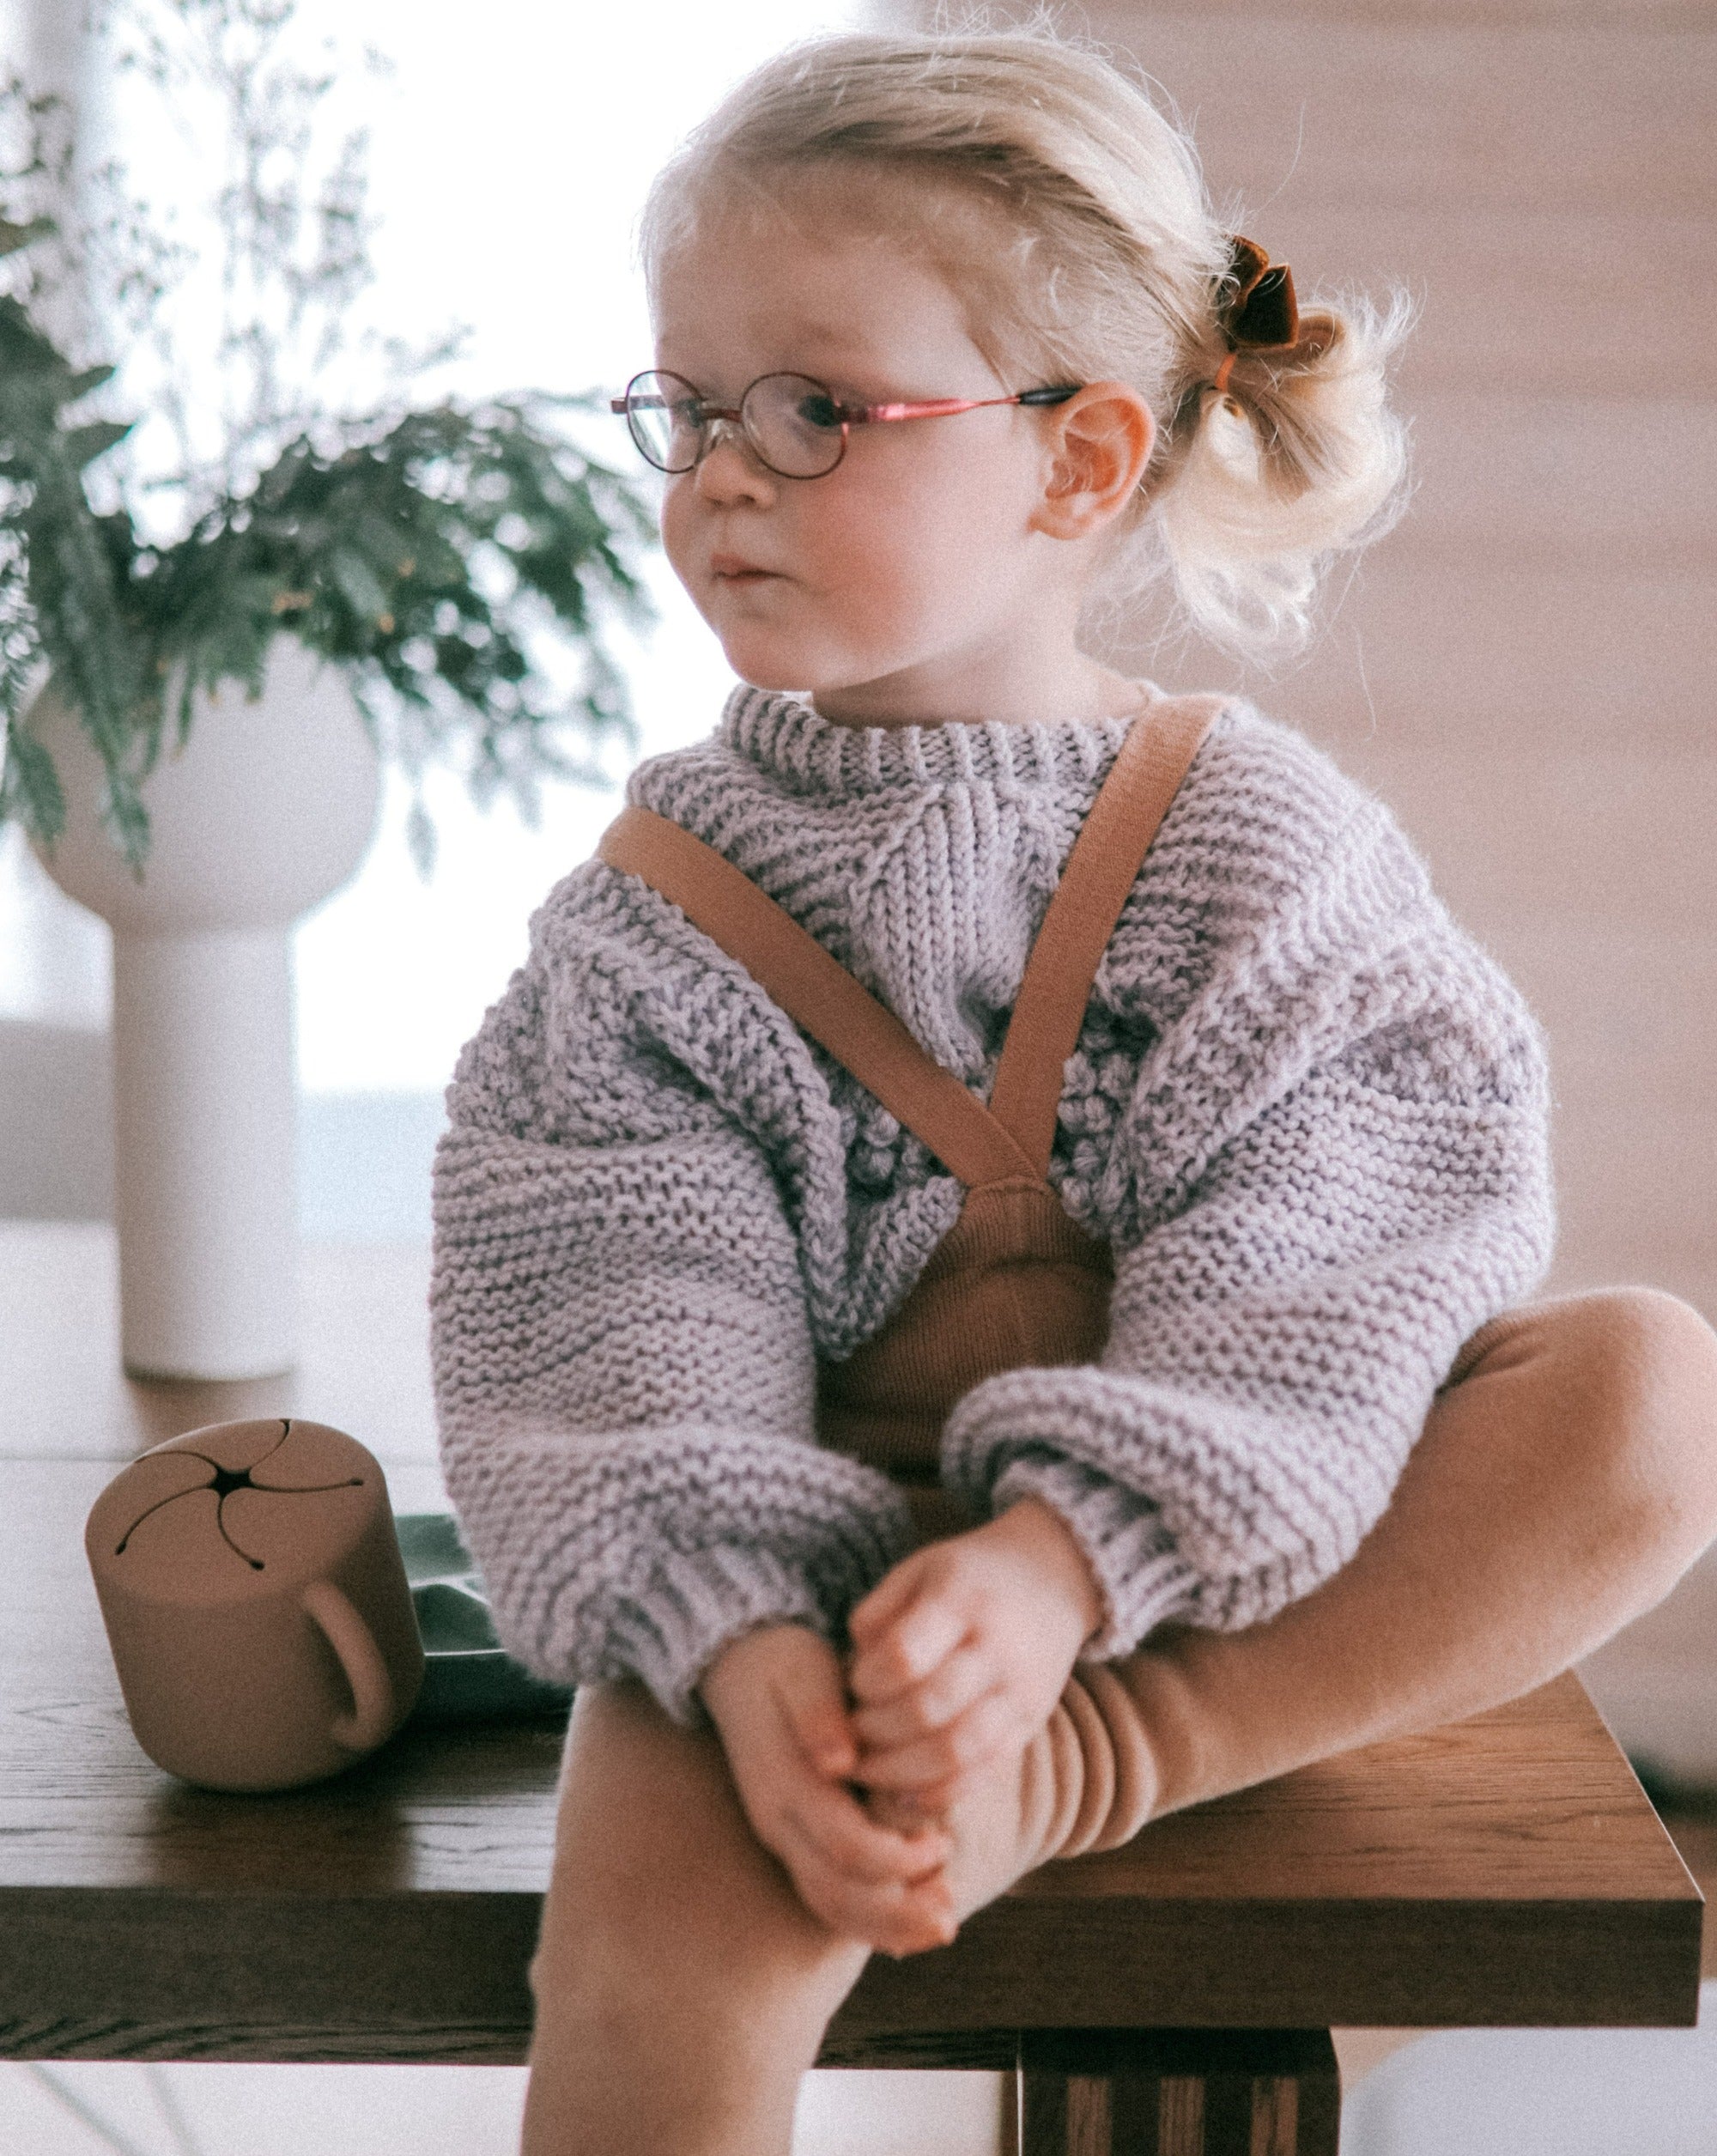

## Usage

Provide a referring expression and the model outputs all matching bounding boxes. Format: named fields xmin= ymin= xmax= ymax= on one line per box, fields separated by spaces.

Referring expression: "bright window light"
xmin=0 ymin=0 xmax=866 ymax=1095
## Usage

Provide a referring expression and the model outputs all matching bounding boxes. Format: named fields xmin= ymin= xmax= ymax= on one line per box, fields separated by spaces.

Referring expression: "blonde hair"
xmin=640 ymin=25 xmax=1411 ymax=660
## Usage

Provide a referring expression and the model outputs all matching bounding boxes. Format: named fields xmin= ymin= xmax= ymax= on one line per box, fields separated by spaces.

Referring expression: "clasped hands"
xmin=697 ymin=1497 xmax=1104 ymax=1959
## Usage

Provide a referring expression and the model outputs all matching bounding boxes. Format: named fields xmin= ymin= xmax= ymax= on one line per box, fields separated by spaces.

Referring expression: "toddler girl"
xmin=428 ymin=28 xmax=1717 ymax=2155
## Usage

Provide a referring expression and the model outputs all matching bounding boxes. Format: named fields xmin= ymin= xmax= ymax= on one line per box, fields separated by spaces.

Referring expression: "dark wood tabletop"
xmin=0 ymin=1224 xmax=1702 ymax=2066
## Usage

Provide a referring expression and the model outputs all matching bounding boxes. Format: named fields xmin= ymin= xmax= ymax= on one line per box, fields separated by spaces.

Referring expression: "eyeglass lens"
xmin=622 ymin=371 xmax=847 ymax=478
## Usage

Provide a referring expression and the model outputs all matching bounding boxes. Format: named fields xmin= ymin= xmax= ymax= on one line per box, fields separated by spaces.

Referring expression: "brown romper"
xmin=596 ymin=687 xmax=1226 ymax=1874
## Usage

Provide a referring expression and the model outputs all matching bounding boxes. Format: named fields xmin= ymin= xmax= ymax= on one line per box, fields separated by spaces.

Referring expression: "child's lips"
xmin=711 ymin=553 xmax=782 ymax=584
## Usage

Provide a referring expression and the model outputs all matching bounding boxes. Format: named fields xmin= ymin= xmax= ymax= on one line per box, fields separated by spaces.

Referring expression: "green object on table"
xmin=395 ymin=1512 xmax=573 ymax=1726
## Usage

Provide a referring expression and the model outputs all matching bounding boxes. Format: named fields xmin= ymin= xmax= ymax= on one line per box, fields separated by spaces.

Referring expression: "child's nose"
xmin=694 ymin=418 xmax=776 ymax=505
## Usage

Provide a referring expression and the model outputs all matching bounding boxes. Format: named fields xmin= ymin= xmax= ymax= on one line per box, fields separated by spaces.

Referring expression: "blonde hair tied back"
xmin=641 ymin=24 xmax=1412 ymax=661
xmin=1154 ymin=281 xmax=1414 ymax=653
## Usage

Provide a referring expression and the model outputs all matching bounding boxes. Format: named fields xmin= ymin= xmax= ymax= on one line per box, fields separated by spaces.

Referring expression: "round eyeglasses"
xmin=610 ymin=368 xmax=1083 ymax=481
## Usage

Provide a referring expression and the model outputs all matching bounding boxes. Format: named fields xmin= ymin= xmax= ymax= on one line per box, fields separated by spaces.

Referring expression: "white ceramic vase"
xmin=27 ymin=634 xmax=381 ymax=1380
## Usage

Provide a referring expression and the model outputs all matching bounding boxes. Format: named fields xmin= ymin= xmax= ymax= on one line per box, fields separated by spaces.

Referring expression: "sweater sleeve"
xmin=941 ymin=743 xmax=1557 ymax=1660
xmin=428 ymin=876 xmax=916 ymax=1725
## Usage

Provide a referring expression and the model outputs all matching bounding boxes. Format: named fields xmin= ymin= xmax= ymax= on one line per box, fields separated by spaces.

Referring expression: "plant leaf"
xmin=0 ymin=216 xmax=56 ymax=259
xmin=0 ymin=719 xmax=66 ymax=847
xmin=63 ymin=364 xmax=119 ymax=404
xmin=403 ymin=794 xmax=437 ymax=882
xmin=99 ymin=769 xmax=152 ymax=879
xmin=63 ymin=420 xmax=136 ymax=471
xmin=329 ymin=546 xmax=391 ymax=623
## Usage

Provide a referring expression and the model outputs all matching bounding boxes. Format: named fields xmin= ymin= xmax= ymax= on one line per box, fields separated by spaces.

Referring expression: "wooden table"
xmin=0 ymin=1224 xmax=1702 ymax=2153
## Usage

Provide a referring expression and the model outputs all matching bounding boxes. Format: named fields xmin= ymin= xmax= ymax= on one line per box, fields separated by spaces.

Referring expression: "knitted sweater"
xmin=429 ymin=685 xmax=1555 ymax=1723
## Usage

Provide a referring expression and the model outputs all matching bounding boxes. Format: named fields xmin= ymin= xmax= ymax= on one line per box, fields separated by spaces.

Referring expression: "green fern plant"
xmin=0 ymin=6 xmax=657 ymax=880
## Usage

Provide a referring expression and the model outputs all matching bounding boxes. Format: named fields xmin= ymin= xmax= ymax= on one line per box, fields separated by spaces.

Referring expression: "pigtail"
xmin=1155 ymin=283 xmax=1414 ymax=654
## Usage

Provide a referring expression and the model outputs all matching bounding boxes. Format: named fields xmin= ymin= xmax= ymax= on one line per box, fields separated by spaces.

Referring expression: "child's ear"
xmin=1031 ymin=382 xmax=1155 ymax=540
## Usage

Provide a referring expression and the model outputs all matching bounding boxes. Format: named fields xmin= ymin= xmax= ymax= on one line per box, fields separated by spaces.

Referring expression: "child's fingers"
xmin=864 ymin=1784 xmax=950 ymax=1837
xmin=767 ymin=1763 xmax=956 ymax=1946
xmin=775 ymin=1668 xmax=858 ymax=1779
xmin=849 ymin=1640 xmax=993 ymax=1751
xmin=782 ymin=1771 xmax=950 ymax=1886
xmin=765 ymin=1688 xmax=950 ymax=1882
xmin=797 ymin=1869 xmax=956 ymax=1956
xmin=854 ymin=1687 xmax=1022 ymax=1794
xmin=846 ymin=1552 xmax=931 ymax=1645
xmin=875 ymin=1774 xmax=963 ymax=1821
xmin=780 ymin=1834 xmax=958 ymax=1955
xmin=848 ymin=1594 xmax=972 ymax=1704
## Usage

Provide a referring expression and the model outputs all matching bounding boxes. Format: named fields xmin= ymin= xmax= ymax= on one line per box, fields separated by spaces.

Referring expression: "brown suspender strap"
xmin=596 ymin=689 xmax=1223 ymax=1192
xmin=597 ymin=807 xmax=1039 ymax=1188
xmin=986 ymin=693 xmax=1224 ymax=1177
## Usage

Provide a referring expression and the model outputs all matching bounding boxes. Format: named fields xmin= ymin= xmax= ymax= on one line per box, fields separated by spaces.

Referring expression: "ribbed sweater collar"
xmin=719 ymin=682 xmax=1144 ymax=799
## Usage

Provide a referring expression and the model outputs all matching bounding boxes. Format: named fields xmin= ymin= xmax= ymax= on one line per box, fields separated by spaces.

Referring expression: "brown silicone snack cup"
xmin=84 ymin=1418 xmax=425 ymax=1792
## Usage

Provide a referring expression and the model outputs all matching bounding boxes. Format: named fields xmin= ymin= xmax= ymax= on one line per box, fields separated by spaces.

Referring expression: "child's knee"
xmin=1543 ymin=1284 xmax=1717 ymax=1396
xmin=1583 ymin=1287 xmax=1717 ymax=1551
xmin=1465 ymin=1286 xmax=1717 ymax=1574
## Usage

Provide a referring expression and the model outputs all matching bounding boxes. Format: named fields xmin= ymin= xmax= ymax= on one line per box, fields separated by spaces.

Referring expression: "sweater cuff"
xmin=605 ymin=1542 xmax=837 ymax=1726
xmin=588 ymin=1467 xmax=919 ymax=1725
xmin=989 ymin=1450 xmax=1202 ymax=1660
xmin=445 ymin=1423 xmax=924 ymax=1728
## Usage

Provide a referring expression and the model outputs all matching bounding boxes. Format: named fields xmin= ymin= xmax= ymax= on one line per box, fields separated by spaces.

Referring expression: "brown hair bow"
xmin=1220 ymin=236 xmax=1298 ymax=349
xmin=1211 ymin=235 xmax=1337 ymax=396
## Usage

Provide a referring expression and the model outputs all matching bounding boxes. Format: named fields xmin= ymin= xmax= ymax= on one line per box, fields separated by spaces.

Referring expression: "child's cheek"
xmin=818 ymin=508 xmax=974 ymax=649
xmin=658 ymin=479 xmax=703 ymax=602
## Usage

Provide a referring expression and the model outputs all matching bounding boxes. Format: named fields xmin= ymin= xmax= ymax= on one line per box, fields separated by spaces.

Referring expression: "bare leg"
xmin=1082 ymin=1286 xmax=1717 ymax=1836
xmin=520 ymin=1680 xmax=871 ymax=2156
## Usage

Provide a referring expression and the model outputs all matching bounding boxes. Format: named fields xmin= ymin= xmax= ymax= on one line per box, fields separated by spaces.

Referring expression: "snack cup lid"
xmin=85 ymin=1418 xmax=380 ymax=1608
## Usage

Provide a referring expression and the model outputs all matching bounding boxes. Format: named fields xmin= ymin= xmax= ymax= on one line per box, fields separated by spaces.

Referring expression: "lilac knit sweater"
xmin=428 ymin=686 xmax=1555 ymax=1722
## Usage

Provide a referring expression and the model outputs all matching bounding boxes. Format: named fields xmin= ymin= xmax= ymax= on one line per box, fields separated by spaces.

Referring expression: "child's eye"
xmin=793 ymin=391 xmax=843 ymax=432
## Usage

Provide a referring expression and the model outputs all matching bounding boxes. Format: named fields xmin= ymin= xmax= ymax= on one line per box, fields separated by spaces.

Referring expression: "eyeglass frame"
xmin=609 ymin=367 xmax=1084 ymax=480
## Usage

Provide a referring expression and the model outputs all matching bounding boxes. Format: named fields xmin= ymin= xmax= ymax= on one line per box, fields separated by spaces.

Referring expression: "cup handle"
xmin=301 ymin=1579 xmax=397 ymax=1752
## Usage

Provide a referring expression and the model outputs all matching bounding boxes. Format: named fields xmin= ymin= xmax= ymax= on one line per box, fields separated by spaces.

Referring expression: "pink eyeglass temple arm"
xmin=607 ymin=386 xmax=1081 ymax=423
xmin=846 ymin=386 xmax=1080 ymax=423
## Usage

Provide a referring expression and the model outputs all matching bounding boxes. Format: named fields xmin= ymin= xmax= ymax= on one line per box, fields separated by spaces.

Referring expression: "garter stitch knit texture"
xmin=429 ymin=685 xmax=1555 ymax=1722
